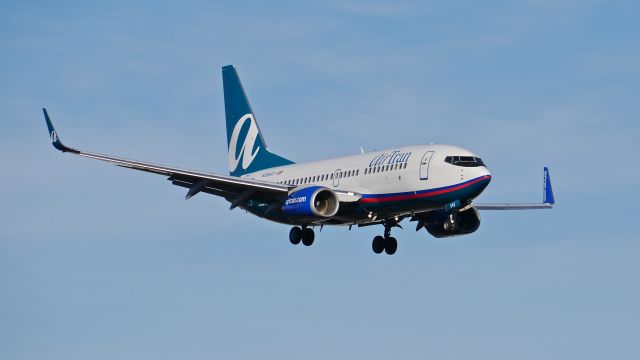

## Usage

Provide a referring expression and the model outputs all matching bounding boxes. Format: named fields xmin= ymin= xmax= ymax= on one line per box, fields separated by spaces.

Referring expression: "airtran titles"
xmin=368 ymin=150 xmax=411 ymax=168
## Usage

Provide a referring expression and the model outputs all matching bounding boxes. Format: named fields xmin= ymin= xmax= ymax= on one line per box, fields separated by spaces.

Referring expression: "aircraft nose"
xmin=474 ymin=165 xmax=491 ymax=187
xmin=483 ymin=166 xmax=492 ymax=179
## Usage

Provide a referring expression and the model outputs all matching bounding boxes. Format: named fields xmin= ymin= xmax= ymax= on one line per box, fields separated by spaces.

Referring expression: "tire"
xmin=385 ymin=237 xmax=397 ymax=255
xmin=301 ymin=228 xmax=315 ymax=246
xmin=289 ymin=227 xmax=302 ymax=245
xmin=372 ymin=235 xmax=385 ymax=254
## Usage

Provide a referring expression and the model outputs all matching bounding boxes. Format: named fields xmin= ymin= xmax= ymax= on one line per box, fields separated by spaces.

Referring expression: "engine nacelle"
xmin=281 ymin=186 xmax=339 ymax=220
xmin=424 ymin=207 xmax=481 ymax=238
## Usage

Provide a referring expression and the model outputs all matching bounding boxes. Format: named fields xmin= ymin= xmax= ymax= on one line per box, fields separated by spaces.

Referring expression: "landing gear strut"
xmin=443 ymin=212 xmax=457 ymax=231
xmin=289 ymin=226 xmax=314 ymax=246
xmin=371 ymin=221 xmax=398 ymax=255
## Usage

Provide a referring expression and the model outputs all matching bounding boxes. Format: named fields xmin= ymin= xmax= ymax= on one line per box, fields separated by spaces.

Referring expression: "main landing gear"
xmin=371 ymin=221 xmax=398 ymax=255
xmin=289 ymin=226 xmax=314 ymax=246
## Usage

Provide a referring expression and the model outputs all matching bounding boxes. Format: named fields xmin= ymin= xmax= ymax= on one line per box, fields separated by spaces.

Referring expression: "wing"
xmin=474 ymin=167 xmax=555 ymax=210
xmin=42 ymin=108 xmax=291 ymax=207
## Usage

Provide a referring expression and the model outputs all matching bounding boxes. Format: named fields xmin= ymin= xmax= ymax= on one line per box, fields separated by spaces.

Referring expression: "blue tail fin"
xmin=222 ymin=65 xmax=294 ymax=176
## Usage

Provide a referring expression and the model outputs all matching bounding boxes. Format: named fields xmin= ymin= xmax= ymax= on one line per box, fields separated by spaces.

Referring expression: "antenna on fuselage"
xmin=360 ymin=146 xmax=365 ymax=154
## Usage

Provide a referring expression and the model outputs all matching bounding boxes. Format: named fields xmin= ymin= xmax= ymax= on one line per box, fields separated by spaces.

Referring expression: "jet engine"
xmin=424 ymin=207 xmax=481 ymax=238
xmin=281 ymin=186 xmax=339 ymax=220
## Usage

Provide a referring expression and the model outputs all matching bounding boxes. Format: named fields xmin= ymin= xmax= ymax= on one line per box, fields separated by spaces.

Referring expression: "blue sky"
xmin=1 ymin=1 xmax=639 ymax=359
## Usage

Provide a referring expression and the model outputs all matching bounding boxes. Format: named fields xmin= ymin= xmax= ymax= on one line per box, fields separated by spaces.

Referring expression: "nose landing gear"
xmin=443 ymin=212 xmax=457 ymax=231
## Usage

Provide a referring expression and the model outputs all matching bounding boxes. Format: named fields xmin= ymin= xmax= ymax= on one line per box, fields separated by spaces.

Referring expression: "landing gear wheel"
xmin=301 ymin=227 xmax=315 ymax=246
xmin=384 ymin=237 xmax=397 ymax=255
xmin=372 ymin=235 xmax=385 ymax=254
xmin=289 ymin=227 xmax=302 ymax=245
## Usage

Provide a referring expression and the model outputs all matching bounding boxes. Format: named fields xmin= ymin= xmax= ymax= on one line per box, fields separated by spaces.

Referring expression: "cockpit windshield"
xmin=445 ymin=156 xmax=486 ymax=167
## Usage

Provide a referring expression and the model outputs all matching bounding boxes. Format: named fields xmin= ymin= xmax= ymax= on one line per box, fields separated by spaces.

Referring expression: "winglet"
xmin=543 ymin=167 xmax=555 ymax=205
xmin=42 ymin=108 xmax=77 ymax=153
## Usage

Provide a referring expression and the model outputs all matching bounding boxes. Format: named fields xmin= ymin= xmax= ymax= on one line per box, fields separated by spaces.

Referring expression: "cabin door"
xmin=419 ymin=151 xmax=434 ymax=180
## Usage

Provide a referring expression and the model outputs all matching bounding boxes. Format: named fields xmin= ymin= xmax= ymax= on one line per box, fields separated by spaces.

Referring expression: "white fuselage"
xmin=241 ymin=144 xmax=492 ymax=225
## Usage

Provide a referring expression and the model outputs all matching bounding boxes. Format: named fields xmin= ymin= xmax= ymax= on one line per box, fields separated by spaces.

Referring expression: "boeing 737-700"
xmin=43 ymin=65 xmax=554 ymax=255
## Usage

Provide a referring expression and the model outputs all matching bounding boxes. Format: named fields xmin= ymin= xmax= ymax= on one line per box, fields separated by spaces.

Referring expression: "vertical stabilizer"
xmin=222 ymin=65 xmax=294 ymax=176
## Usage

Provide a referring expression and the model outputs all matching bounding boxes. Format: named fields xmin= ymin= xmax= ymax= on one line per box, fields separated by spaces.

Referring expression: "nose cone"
xmin=481 ymin=166 xmax=492 ymax=180
xmin=470 ymin=166 xmax=492 ymax=197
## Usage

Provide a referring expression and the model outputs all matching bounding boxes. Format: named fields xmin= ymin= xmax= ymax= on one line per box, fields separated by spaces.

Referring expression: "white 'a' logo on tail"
xmin=229 ymin=114 xmax=261 ymax=172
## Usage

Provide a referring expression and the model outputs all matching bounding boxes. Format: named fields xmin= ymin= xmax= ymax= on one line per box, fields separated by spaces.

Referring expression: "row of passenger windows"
xmin=444 ymin=156 xmax=486 ymax=167
xmin=364 ymin=162 xmax=407 ymax=174
xmin=275 ymin=162 xmax=408 ymax=186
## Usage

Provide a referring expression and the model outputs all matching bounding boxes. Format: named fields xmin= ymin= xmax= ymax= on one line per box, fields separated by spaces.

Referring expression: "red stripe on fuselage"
xmin=359 ymin=175 xmax=490 ymax=204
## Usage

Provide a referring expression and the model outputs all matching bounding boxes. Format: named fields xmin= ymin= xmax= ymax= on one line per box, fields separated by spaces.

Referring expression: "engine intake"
xmin=282 ymin=186 xmax=339 ymax=219
xmin=424 ymin=207 xmax=481 ymax=238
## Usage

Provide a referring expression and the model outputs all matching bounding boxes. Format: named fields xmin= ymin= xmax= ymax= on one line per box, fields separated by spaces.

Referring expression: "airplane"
xmin=42 ymin=65 xmax=554 ymax=255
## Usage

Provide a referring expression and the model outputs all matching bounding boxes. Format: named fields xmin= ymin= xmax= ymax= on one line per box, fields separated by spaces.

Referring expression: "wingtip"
xmin=543 ymin=167 xmax=555 ymax=205
xmin=42 ymin=108 xmax=76 ymax=153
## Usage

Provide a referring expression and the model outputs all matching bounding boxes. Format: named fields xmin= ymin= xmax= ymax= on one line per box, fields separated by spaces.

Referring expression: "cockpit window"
xmin=445 ymin=156 xmax=486 ymax=167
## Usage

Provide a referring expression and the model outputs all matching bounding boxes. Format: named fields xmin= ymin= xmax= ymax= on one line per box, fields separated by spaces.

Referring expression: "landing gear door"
xmin=419 ymin=151 xmax=434 ymax=180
